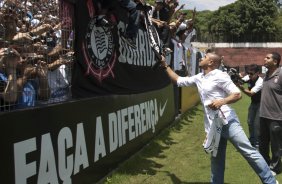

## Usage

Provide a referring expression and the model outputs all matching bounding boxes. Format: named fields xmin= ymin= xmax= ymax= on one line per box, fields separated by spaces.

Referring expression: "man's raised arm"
xmin=159 ymin=55 xmax=179 ymax=84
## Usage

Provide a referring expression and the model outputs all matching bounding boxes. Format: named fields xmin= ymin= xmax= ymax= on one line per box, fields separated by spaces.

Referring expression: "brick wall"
xmin=214 ymin=47 xmax=282 ymax=67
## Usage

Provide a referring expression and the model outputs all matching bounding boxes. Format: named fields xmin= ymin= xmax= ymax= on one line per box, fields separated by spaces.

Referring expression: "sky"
xmin=178 ymin=0 xmax=237 ymax=11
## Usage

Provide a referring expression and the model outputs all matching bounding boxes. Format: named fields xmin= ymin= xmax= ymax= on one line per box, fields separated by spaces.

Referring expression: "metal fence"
xmin=0 ymin=0 xmax=74 ymax=112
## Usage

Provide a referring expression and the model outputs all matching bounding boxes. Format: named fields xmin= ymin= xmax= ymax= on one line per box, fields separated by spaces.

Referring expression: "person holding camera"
xmin=158 ymin=52 xmax=278 ymax=184
xmin=237 ymin=64 xmax=263 ymax=149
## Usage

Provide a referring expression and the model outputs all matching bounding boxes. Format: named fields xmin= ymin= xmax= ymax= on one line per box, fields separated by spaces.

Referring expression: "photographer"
xmin=236 ymin=64 xmax=263 ymax=149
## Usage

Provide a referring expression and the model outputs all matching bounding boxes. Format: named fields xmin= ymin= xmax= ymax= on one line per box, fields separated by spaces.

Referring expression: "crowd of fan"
xmin=145 ymin=0 xmax=197 ymax=76
xmin=0 ymin=0 xmax=196 ymax=112
xmin=0 ymin=0 xmax=74 ymax=112
xmin=149 ymin=0 xmax=196 ymax=48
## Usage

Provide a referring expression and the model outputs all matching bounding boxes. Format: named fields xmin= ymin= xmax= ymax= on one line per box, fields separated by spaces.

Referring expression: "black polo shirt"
xmin=260 ymin=67 xmax=282 ymax=120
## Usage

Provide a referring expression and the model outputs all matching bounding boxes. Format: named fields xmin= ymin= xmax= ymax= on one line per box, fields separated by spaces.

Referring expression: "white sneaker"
xmin=271 ymin=170 xmax=277 ymax=176
xmin=276 ymin=180 xmax=279 ymax=184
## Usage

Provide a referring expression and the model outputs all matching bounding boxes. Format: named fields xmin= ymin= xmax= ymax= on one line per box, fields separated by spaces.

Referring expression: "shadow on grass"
xmin=160 ymin=170 xmax=209 ymax=184
xmin=102 ymin=106 xmax=204 ymax=183
xmin=160 ymin=170 xmax=230 ymax=184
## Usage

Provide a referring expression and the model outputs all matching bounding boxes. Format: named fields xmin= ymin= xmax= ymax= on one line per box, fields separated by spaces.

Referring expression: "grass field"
xmin=101 ymin=93 xmax=282 ymax=184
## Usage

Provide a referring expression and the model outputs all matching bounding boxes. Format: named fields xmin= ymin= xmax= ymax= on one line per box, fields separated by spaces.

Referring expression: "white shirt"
xmin=242 ymin=75 xmax=263 ymax=93
xmin=177 ymin=69 xmax=240 ymax=133
xmin=242 ymin=75 xmax=250 ymax=82
xmin=171 ymin=38 xmax=184 ymax=71
xmin=183 ymin=29 xmax=196 ymax=49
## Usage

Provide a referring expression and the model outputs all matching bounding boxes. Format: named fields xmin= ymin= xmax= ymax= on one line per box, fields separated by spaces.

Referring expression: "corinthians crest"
xmin=83 ymin=18 xmax=117 ymax=82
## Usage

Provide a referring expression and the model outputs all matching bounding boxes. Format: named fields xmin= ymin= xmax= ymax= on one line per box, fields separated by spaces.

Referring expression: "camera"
xmin=228 ymin=68 xmax=245 ymax=84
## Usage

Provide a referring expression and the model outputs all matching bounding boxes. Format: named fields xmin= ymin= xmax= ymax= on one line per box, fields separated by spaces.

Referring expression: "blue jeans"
xmin=248 ymin=102 xmax=260 ymax=147
xmin=211 ymin=119 xmax=276 ymax=184
xmin=119 ymin=0 xmax=140 ymax=38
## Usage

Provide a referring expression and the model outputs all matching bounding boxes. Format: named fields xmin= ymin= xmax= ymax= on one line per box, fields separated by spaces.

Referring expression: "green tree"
xmin=206 ymin=0 xmax=279 ymax=42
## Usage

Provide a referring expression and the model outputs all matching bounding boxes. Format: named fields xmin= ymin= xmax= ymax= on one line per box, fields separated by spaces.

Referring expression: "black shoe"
xmin=121 ymin=34 xmax=137 ymax=49
xmin=96 ymin=16 xmax=113 ymax=28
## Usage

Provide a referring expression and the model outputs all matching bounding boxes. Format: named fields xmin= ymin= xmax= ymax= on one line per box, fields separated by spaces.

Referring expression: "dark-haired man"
xmin=237 ymin=64 xmax=263 ymax=148
xmin=260 ymin=52 xmax=282 ymax=176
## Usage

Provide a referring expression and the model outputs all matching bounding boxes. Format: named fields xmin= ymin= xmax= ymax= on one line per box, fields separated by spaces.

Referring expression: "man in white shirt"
xmin=159 ymin=52 xmax=277 ymax=184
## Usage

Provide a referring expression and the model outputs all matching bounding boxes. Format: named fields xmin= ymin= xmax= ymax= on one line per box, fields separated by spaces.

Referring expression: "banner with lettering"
xmin=1 ymin=84 xmax=175 ymax=184
xmin=70 ymin=0 xmax=171 ymax=97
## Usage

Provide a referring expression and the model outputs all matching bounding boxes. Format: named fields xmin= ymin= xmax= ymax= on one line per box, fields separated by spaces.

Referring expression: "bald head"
xmin=208 ymin=53 xmax=221 ymax=68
